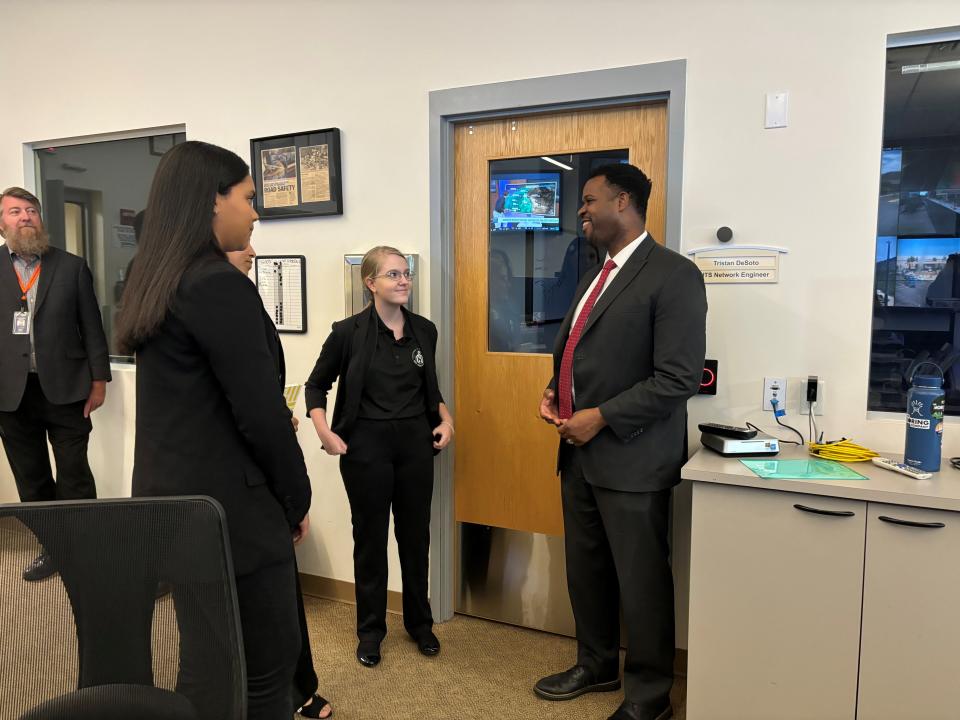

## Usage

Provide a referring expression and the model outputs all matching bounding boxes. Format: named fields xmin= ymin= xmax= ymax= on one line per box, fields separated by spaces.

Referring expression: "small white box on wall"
xmin=765 ymin=91 xmax=789 ymax=129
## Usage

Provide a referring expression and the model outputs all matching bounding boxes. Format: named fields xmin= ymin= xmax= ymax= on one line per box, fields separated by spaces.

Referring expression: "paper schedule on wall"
xmin=255 ymin=255 xmax=307 ymax=333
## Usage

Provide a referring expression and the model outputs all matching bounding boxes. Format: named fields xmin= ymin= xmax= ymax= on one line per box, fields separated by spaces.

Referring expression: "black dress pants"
xmin=236 ymin=560 xmax=302 ymax=720
xmin=0 ymin=373 xmax=96 ymax=502
xmin=291 ymin=563 xmax=319 ymax=709
xmin=561 ymin=450 xmax=674 ymax=716
xmin=340 ymin=416 xmax=435 ymax=642
xmin=172 ymin=559 xmax=301 ymax=720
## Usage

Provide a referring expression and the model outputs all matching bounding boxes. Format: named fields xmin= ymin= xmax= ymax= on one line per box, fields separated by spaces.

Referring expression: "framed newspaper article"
xmin=255 ymin=255 xmax=307 ymax=333
xmin=250 ymin=128 xmax=343 ymax=219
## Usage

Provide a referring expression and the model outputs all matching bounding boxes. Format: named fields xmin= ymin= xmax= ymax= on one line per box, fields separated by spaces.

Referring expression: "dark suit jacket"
xmin=132 ymin=255 xmax=311 ymax=576
xmin=0 ymin=245 xmax=110 ymax=411
xmin=304 ymin=305 xmax=444 ymax=443
xmin=550 ymin=236 xmax=707 ymax=492
xmin=265 ymin=308 xmax=295 ymax=420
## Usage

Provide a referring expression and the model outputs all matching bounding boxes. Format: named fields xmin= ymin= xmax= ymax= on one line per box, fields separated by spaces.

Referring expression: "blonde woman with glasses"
xmin=305 ymin=246 xmax=453 ymax=668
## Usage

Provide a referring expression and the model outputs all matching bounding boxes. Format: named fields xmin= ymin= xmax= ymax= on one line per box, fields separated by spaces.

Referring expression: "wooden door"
xmin=454 ymin=104 xmax=668 ymax=536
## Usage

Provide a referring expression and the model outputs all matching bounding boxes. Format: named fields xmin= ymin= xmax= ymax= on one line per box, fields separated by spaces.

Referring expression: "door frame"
xmin=427 ymin=60 xmax=688 ymax=621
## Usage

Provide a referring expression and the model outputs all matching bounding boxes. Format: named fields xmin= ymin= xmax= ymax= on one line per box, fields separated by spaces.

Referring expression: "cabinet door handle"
xmin=878 ymin=515 xmax=945 ymax=529
xmin=793 ymin=503 xmax=855 ymax=517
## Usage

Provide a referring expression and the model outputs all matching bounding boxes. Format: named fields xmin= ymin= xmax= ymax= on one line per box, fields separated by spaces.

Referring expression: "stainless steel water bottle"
xmin=904 ymin=368 xmax=945 ymax=473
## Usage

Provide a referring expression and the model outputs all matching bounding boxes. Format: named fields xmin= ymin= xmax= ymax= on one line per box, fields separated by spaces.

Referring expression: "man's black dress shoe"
xmin=356 ymin=640 xmax=381 ymax=668
xmin=607 ymin=701 xmax=672 ymax=720
xmin=534 ymin=665 xmax=621 ymax=701
xmin=23 ymin=553 xmax=57 ymax=582
xmin=414 ymin=630 xmax=440 ymax=656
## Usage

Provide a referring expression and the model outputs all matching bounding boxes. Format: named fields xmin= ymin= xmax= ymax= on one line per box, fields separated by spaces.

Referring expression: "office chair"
xmin=0 ymin=496 xmax=245 ymax=720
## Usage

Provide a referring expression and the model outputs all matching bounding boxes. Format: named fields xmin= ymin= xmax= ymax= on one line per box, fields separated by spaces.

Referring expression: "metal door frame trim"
xmin=428 ymin=60 xmax=687 ymax=621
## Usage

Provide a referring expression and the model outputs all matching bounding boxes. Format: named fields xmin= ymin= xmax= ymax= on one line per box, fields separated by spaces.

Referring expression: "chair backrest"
xmin=0 ymin=496 xmax=245 ymax=720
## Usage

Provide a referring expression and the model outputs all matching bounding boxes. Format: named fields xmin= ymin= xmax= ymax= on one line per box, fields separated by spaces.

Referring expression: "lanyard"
xmin=14 ymin=263 xmax=41 ymax=302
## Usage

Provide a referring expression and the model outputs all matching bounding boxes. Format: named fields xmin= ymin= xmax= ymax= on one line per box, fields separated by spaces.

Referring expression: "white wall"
xmin=2 ymin=0 xmax=960 ymax=608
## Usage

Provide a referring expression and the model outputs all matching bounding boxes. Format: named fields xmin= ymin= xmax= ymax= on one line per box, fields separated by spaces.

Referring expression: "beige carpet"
xmin=302 ymin=596 xmax=686 ymax=720
xmin=1 ymin=516 xmax=685 ymax=720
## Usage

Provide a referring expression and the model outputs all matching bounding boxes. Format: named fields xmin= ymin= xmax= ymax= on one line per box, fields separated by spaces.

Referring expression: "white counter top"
xmin=681 ymin=445 xmax=960 ymax=512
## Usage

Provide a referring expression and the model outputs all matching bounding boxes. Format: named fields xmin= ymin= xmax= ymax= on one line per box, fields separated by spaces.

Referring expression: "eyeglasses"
xmin=373 ymin=270 xmax=415 ymax=282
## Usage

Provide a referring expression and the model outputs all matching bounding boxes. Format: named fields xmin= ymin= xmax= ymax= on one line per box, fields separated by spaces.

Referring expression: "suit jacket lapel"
xmin=404 ymin=309 xmax=430 ymax=370
xmin=0 ymin=246 xmax=22 ymax=308
xmin=404 ymin=310 xmax=440 ymax=408
xmin=580 ymin=236 xmax=656 ymax=337
xmin=262 ymin=308 xmax=285 ymax=387
xmin=33 ymin=247 xmax=59 ymax=314
xmin=343 ymin=305 xmax=377 ymax=419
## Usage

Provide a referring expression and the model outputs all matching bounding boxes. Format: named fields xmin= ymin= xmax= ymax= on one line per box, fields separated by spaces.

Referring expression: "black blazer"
xmin=550 ymin=236 xmax=707 ymax=492
xmin=305 ymin=305 xmax=444 ymax=442
xmin=132 ymin=256 xmax=311 ymax=576
xmin=265 ymin=308 xmax=294 ymax=419
xmin=0 ymin=245 xmax=110 ymax=411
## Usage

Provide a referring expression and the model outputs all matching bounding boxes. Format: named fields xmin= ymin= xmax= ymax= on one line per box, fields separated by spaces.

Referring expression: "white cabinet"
xmin=687 ymin=483 xmax=866 ymax=720
xmin=858 ymin=503 xmax=960 ymax=720
xmin=688 ymin=480 xmax=960 ymax=720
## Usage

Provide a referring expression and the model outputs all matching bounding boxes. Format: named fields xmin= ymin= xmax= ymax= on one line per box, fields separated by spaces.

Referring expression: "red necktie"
xmin=558 ymin=259 xmax=617 ymax=420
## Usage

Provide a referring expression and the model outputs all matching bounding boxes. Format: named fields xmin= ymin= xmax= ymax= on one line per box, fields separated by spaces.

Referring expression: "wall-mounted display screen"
xmin=490 ymin=172 xmax=560 ymax=232
xmin=869 ymin=38 xmax=960 ymax=414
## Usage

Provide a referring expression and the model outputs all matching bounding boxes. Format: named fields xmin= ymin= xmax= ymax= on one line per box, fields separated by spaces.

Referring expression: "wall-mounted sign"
xmin=113 ymin=224 xmax=137 ymax=249
xmin=687 ymin=245 xmax=788 ymax=284
xmin=695 ymin=254 xmax=778 ymax=283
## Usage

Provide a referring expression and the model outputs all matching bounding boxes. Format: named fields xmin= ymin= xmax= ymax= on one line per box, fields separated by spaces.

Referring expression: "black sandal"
xmin=298 ymin=693 xmax=333 ymax=719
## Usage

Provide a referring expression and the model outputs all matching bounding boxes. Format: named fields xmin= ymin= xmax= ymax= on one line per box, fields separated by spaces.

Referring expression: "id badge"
xmin=12 ymin=311 xmax=29 ymax=335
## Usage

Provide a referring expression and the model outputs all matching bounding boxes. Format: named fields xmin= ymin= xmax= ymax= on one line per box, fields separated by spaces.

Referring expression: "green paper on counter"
xmin=740 ymin=458 xmax=867 ymax=480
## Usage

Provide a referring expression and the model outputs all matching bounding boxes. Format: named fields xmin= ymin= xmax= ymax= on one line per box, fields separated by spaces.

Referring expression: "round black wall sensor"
xmin=716 ymin=227 xmax=733 ymax=243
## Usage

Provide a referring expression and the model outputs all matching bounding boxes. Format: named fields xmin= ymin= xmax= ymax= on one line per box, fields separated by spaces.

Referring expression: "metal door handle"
xmin=793 ymin=503 xmax=855 ymax=517
xmin=878 ymin=515 xmax=945 ymax=529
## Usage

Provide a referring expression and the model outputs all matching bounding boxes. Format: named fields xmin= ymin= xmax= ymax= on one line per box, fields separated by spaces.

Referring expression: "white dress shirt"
xmin=570 ymin=232 xmax=648 ymax=327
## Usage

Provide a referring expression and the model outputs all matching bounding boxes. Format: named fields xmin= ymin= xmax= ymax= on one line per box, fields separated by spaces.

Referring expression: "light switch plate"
xmin=765 ymin=91 xmax=789 ymax=129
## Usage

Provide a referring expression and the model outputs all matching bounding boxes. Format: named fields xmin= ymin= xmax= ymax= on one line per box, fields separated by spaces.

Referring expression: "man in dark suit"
xmin=534 ymin=165 xmax=707 ymax=720
xmin=0 ymin=186 xmax=111 ymax=581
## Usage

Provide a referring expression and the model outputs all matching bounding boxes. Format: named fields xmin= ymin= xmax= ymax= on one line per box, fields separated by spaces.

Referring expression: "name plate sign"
xmin=694 ymin=253 xmax=779 ymax=284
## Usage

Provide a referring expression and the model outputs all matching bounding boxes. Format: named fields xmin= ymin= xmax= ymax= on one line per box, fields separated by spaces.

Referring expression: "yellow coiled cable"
xmin=807 ymin=439 xmax=879 ymax=462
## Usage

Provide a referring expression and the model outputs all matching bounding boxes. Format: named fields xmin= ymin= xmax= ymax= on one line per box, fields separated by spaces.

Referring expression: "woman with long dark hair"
xmin=305 ymin=246 xmax=453 ymax=668
xmin=117 ymin=140 xmax=312 ymax=719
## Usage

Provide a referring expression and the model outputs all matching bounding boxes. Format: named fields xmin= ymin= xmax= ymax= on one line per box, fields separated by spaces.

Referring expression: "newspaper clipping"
xmin=261 ymin=146 xmax=299 ymax=208
xmin=299 ymin=144 xmax=331 ymax=203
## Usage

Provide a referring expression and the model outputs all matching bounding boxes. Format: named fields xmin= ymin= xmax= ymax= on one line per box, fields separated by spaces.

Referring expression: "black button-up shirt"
xmin=357 ymin=313 xmax=427 ymax=420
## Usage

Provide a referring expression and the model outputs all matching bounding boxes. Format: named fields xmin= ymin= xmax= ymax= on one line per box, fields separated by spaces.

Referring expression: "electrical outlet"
xmin=797 ymin=378 xmax=826 ymax=416
xmin=762 ymin=376 xmax=787 ymax=412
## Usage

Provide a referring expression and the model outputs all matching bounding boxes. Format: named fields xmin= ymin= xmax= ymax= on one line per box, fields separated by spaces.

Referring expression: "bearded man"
xmin=0 ymin=187 xmax=110 ymax=581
